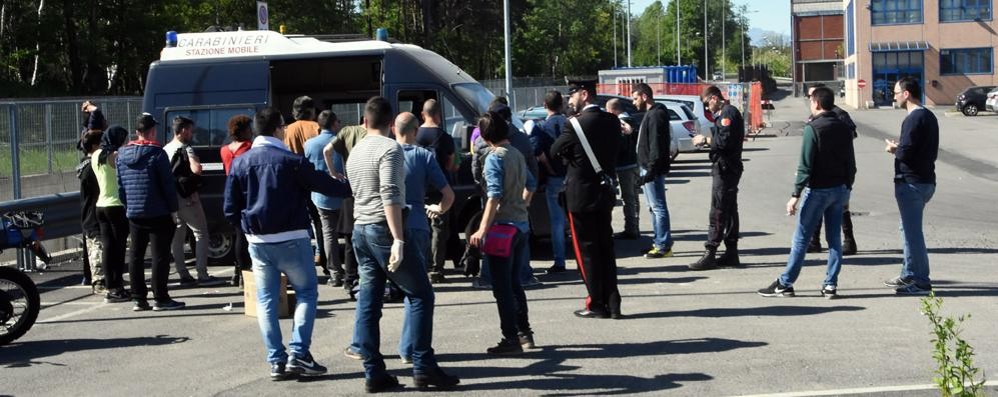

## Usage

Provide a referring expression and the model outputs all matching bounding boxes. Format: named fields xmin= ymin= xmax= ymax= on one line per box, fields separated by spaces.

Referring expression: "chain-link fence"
xmin=0 ymin=97 xmax=144 ymax=203
xmin=480 ymin=79 xmax=568 ymax=112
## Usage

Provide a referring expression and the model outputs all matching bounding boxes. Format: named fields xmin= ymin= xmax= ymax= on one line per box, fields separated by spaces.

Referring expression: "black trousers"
xmin=429 ymin=210 xmax=450 ymax=274
xmin=707 ymin=164 xmax=741 ymax=249
xmin=568 ymin=208 xmax=620 ymax=314
xmin=811 ymin=204 xmax=855 ymax=246
xmin=128 ymin=215 xmax=175 ymax=303
xmin=306 ymin=200 xmax=326 ymax=271
xmin=234 ymin=227 xmax=251 ymax=272
xmin=97 ymin=206 xmax=129 ymax=291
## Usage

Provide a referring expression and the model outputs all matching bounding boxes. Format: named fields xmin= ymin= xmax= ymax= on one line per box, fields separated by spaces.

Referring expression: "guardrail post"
xmin=46 ymin=103 xmax=53 ymax=174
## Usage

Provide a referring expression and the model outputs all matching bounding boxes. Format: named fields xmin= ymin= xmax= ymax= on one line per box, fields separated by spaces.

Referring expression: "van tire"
xmin=207 ymin=232 xmax=235 ymax=266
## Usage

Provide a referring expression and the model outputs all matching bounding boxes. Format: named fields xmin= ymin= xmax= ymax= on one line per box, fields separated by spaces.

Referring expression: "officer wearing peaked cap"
xmin=550 ymin=79 xmax=623 ymax=319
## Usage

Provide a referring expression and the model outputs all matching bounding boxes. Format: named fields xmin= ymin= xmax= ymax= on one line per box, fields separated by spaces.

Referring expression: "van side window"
xmin=166 ymin=107 xmax=255 ymax=147
xmin=397 ymin=90 xmax=438 ymax=121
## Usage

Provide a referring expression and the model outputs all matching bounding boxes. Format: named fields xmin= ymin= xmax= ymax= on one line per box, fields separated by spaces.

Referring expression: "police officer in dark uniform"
xmin=690 ymin=85 xmax=744 ymax=270
xmin=550 ymin=79 xmax=622 ymax=319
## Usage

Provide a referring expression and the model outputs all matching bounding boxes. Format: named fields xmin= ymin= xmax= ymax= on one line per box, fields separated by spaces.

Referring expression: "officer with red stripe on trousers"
xmin=550 ymin=79 xmax=622 ymax=319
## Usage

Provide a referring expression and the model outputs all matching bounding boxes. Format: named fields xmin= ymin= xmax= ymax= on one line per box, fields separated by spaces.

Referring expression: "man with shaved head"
xmin=392 ymin=112 xmax=456 ymax=371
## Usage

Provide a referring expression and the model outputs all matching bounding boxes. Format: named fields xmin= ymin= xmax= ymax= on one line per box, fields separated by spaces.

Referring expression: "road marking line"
xmin=731 ymin=380 xmax=998 ymax=397
xmin=36 ymin=303 xmax=106 ymax=324
xmin=41 ymin=301 xmax=100 ymax=306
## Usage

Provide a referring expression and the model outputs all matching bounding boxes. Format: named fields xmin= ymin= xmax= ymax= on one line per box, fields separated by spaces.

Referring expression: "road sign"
xmin=857 ymin=79 xmax=867 ymax=88
xmin=257 ymin=1 xmax=269 ymax=31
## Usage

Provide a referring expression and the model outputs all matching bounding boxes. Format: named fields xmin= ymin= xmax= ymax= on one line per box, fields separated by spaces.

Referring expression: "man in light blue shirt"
xmin=304 ymin=111 xmax=349 ymax=287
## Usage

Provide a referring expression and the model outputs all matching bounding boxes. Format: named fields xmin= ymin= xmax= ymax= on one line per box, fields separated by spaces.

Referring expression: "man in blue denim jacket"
xmin=224 ymin=107 xmax=351 ymax=381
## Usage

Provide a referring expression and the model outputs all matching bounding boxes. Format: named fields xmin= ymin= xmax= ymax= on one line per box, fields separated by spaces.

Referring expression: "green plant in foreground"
xmin=921 ymin=292 xmax=986 ymax=397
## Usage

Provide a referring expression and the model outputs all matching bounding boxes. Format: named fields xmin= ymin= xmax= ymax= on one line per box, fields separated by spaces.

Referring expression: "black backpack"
xmin=171 ymin=147 xmax=203 ymax=198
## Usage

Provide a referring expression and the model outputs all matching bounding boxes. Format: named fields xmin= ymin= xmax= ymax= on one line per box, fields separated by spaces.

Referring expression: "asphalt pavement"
xmin=2 ymin=91 xmax=997 ymax=397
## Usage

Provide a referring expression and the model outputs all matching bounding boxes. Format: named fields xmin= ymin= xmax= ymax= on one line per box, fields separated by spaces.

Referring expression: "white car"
xmin=662 ymin=102 xmax=700 ymax=154
xmin=655 ymin=95 xmax=714 ymax=141
xmin=986 ymin=87 xmax=998 ymax=112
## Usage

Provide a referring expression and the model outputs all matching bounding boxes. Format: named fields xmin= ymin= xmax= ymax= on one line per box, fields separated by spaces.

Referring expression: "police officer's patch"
xmin=721 ymin=118 xmax=731 ymax=127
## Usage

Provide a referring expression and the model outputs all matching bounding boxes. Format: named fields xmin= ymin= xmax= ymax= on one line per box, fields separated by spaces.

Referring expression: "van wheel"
xmin=207 ymin=233 xmax=235 ymax=266
xmin=962 ymin=104 xmax=979 ymax=116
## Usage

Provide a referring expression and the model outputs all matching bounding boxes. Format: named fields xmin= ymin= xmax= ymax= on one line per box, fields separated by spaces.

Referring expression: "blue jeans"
xmin=779 ymin=185 xmax=850 ymax=288
xmin=352 ymin=223 xmax=438 ymax=378
xmin=479 ymin=235 xmax=535 ymax=285
xmin=896 ymin=182 xmax=935 ymax=285
xmin=545 ymin=176 xmax=567 ymax=268
xmin=248 ymin=238 xmax=319 ymax=364
xmin=486 ymin=229 xmax=532 ymax=340
xmin=397 ymin=228 xmax=430 ymax=360
xmin=640 ymin=168 xmax=673 ymax=250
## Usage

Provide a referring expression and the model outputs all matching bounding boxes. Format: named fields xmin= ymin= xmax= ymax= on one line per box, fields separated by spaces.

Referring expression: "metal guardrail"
xmin=0 ymin=192 xmax=82 ymax=271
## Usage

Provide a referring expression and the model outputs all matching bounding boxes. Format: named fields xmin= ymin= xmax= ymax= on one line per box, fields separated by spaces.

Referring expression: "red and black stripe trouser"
xmin=568 ymin=208 xmax=620 ymax=314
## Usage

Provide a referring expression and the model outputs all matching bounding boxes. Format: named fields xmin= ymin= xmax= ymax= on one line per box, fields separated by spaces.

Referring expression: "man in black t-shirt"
xmin=415 ymin=99 xmax=457 ymax=283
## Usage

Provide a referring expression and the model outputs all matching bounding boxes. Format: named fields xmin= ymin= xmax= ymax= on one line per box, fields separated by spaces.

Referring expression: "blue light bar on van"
xmin=376 ymin=28 xmax=389 ymax=42
xmin=165 ymin=31 xmax=178 ymax=48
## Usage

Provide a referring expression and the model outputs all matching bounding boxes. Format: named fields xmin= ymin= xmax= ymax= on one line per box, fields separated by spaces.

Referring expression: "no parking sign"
xmin=257 ymin=1 xmax=269 ymax=31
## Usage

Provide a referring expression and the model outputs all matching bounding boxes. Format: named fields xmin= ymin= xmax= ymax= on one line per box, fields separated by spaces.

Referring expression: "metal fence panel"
xmin=0 ymin=97 xmax=144 ymax=202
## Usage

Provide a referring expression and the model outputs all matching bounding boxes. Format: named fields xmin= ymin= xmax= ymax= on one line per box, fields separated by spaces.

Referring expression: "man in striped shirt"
xmin=345 ymin=97 xmax=459 ymax=393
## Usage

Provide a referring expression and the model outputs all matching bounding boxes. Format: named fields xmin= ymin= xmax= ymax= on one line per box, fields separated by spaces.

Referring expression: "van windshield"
xmin=453 ymin=82 xmax=525 ymax=130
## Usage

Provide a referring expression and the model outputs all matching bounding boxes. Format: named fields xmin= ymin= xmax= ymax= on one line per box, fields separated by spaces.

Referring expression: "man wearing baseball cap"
xmin=116 ymin=113 xmax=184 ymax=311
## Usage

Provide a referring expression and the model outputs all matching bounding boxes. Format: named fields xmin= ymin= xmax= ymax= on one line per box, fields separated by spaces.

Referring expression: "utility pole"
xmin=704 ymin=0 xmax=708 ymax=80
xmin=676 ymin=0 xmax=681 ymax=65
xmin=722 ymin=0 xmax=726 ymax=79
xmin=503 ymin=0 xmax=513 ymax=109
xmin=657 ymin=10 xmax=661 ymax=65
xmin=627 ymin=0 xmax=632 ymax=67
xmin=613 ymin=7 xmax=617 ymax=68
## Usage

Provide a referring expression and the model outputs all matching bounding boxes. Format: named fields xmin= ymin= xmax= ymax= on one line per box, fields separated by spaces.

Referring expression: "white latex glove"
xmin=388 ymin=240 xmax=405 ymax=272
xmin=425 ymin=204 xmax=443 ymax=219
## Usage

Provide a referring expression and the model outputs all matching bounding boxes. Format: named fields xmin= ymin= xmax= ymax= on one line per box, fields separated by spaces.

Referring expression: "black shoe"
xmin=610 ymin=311 xmax=624 ymax=320
xmin=884 ymin=276 xmax=915 ymax=288
xmin=716 ymin=248 xmax=741 ymax=268
xmin=178 ymin=276 xmax=198 ymax=288
xmin=287 ymin=352 xmax=327 ymax=376
xmin=104 ymin=289 xmax=131 ymax=303
xmin=688 ymin=249 xmax=718 ymax=271
xmin=270 ymin=362 xmax=290 ymax=381
xmin=820 ymin=285 xmax=838 ymax=299
xmin=842 ymin=240 xmax=857 ymax=256
xmin=613 ymin=231 xmax=639 ymax=240
xmin=429 ymin=273 xmax=447 ymax=284
xmin=153 ymin=299 xmax=186 ymax=311
xmin=518 ymin=333 xmax=536 ymax=349
xmin=486 ymin=338 xmax=523 ymax=355
xmin=132 ymin=300 xmax=152 ymax=312
xmin=573 ymin=309 xmax=610 ymax=319
xmin=230 ymin=273 xmax=241 ymax=287
xmin=413 ymin=367 xmax=460 ymax=390
xmin=365 ymin=375 xmax=402 ymax=393
xmin=328 ymin=278 xmax=344 ymax=288
xmin=806 ymin=243 xmax=822 ymax=253
xmin=546 ymin=265 xmax=566 ymax=274
xmin=895 ymin=283 xmax=932 ymax=296
xmin=757 ymin=280 xmax=795 ymax=297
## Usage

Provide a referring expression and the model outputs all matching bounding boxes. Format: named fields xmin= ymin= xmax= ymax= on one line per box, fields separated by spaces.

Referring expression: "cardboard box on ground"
xmin=242 ymin=270 xmax=296 ymax=319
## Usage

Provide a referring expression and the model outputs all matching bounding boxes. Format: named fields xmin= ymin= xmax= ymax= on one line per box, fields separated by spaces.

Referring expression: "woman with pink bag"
xmin=469 ymin=111 xmax=538 ymax=356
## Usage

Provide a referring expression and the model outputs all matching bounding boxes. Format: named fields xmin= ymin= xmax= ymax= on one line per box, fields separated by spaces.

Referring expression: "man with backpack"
xmin=416 ymin=99 xmax=457 ymax=284
xmin=165 ymin=116 xmax=222 ymax=287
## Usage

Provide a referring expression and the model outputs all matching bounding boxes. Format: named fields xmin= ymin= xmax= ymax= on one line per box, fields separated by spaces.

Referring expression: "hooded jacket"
xmin=116 ymin=139 xmax=178 ymax=219
xmin=635 ymin=102 xmax=672 ymax=176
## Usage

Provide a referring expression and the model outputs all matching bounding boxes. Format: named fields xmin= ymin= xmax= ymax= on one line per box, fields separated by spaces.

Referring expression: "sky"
xmin=627 ymin=0 xmax=791 ymax=36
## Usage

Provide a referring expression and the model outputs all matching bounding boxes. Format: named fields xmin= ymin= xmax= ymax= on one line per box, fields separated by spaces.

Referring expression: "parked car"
xmin=985 ymin=87 xmax=998 ymax=113
xmin=955 ymin=85 xmax=996 ymax=116
xmin=655 ymin=95 xmax=713 ymax=140
xmin=662 ymin=102 xmax=698 ymax=155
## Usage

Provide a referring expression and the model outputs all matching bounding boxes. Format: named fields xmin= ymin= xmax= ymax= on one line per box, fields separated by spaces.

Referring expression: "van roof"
xmin=161 ymin=30 xmax=410 ymax=62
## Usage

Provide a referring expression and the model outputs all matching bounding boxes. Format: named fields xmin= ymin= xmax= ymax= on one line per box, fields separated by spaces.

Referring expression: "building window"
xmin=848 ymin=64 xmax=856 ymax=79
xmin=940 ymin=0 xmax=992 ymax=22
xmin=847 ymin=1 xmax=856 ymax=56
xmin=871 ymin=0 xmax=923 ymax=25
xmin=940 ymin=48 xmax=994 ymax=74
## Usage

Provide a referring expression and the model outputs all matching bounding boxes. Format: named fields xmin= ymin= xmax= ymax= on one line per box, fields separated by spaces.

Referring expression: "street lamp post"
xmin=627 ymin=0 xmax=632 ymax=67
xmin=704 ymin=0 xmax=708 ymax=80
xmin=503 ymin=0 xmax=513 ymax=109
xmin=676 ymin=0 xmax=681 ymax=65
xmin=722 ymin=0 xmax=726 ymax=79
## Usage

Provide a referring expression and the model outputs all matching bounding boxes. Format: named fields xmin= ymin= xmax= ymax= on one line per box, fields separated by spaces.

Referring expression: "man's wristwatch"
xmin=791 ymin=192 xmax=800 ymax=198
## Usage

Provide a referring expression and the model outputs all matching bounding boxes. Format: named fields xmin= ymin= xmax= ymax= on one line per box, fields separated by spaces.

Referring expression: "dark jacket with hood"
xmin=116 ymin=139 xmax=178 ymax=219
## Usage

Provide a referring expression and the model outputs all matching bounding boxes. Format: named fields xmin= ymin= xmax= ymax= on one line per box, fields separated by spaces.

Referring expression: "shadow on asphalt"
xmin=436 ymin=338 xmax=767 ymax=394
xmin=624 ymin=305 xmax=865 ymax=320
xmin=0 ymin=335 xmax=190 ymax=368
